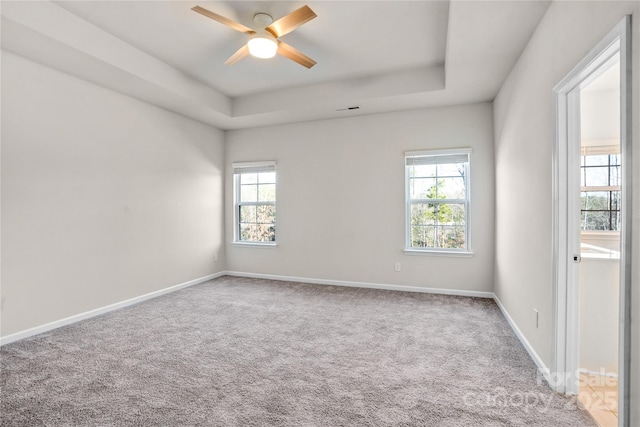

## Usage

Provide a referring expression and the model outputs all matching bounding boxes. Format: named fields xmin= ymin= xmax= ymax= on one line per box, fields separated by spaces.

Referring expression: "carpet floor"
xmin=1 ymin=276 xmax=595 ymax=426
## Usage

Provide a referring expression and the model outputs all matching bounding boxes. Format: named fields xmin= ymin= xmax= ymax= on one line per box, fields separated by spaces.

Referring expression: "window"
xmin=233 ymin=162 xmax=276 ymax=244
xmin=580 ymin=147 xmax=620 ymax=231
xmin=405 ymin=149 xmax=470 ymax=253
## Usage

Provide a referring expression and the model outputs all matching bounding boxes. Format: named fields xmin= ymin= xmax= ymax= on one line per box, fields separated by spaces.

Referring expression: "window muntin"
xmin=405 ymin=150 xmax=470 ymax=251
xmin=580 ymin=150 xmax=620 ymax=231
xmin=233 ymin=162 xmax=276 ymax=243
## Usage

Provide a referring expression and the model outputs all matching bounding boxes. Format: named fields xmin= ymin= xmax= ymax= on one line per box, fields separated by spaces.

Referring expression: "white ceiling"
xmin=54 ymin=1 xmax=449 ymax=98
xmin=1 ymin=0 xmax=551 ymax=130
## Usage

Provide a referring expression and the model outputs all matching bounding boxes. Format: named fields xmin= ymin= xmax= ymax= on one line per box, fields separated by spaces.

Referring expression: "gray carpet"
xmin=1 ymin=276 xmax=595 ymax=426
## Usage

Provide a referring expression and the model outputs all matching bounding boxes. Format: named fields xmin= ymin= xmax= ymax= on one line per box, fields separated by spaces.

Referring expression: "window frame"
xmin=579 ymin=146 xmax=621 ymax=233
xmin=404 ymin=148 xmax=472 ymax=256
xmin=232 ymin=161 xmax=277 ymax=246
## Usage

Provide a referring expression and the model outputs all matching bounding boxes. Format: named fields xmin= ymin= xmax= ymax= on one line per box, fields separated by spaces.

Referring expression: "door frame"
xmin=552 ymin=15 xmax=631 ymax=426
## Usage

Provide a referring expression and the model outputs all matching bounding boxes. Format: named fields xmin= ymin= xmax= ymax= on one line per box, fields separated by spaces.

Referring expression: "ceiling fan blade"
xmin=277 ymin=41 xmax=316 ymax=69
xmin=192 ymin=6 xmax=255 ymax=34
xmin=225 ymin=44 xmax=250 ymax=65
xmin=266 ymin=5 xmax=316 ymax=38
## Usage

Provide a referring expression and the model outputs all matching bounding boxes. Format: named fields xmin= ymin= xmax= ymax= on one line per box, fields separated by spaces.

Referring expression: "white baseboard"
xmin=0 ymin=271 xmax=225 ymax=346
xmin=223 ymin=271 xmax=495 ymax=299
xmin=493 ymin=294 xmax=552 ymax=385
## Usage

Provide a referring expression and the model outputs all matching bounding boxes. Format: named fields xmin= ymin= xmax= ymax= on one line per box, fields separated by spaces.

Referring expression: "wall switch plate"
xmin=394 ymin=262 xmax=401 ymax=272
xmin=213 ymin=253 xmax=218 ymax=262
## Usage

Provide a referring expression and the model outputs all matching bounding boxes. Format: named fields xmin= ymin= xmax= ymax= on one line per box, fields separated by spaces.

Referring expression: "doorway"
xmin=577 ymin=55 xmax=621 ymax=427
xmin=552 ymin=16 xmax=631 ymax=427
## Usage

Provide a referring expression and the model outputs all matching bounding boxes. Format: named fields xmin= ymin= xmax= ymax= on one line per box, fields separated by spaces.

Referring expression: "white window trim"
xmin=232 ymin=161 xmax=277 ymax=245
xmin=404 ymin=148 xmax=473 ymax=255
xmin=403 ymin=248 xmax=474 ymax=258
xmin=231 ymin=241 xmax=278 ymax=248
xmin=232 ymin=161 xmax=276 ymax=170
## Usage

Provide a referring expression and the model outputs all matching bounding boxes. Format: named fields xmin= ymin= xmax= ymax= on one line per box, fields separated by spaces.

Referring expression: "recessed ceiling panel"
xmin=54 ymin=1 xmax=449 ymax=97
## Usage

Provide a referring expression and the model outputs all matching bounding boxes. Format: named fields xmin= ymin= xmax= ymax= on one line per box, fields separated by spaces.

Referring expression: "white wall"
xmin=581 ymin=88 xmax=620 ymax=142
xmin=580 ymin=257 xmax=620 ymax=375
xmin=1 ymin=52 xmax=225 ymax=337
xmin=492 ymin=0 xmax=639 ymax=422
xmin=225 ymin=103 xmax=495 ymax=293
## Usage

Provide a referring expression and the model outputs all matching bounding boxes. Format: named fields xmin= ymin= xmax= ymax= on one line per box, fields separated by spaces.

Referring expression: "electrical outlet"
xmin=534 ymin=309 xmax=539 ymax=328
xmin=213 ymin=253 xmax=218 ymax=262
xmin=394 ymin=262 xmax=401 ymax=272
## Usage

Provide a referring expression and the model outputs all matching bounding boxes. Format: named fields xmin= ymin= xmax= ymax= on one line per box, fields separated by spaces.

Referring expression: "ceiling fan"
xmin=192 ymin=4 xmax=317 ymax=69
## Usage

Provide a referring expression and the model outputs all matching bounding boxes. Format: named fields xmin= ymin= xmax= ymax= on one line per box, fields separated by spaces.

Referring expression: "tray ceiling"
xmin=1 ymin=1 xmax=550 ymax=130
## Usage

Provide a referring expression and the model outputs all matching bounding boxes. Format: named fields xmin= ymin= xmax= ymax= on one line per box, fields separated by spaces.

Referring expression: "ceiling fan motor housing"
xmin=253 ymin=12 xmax=273 ymax=28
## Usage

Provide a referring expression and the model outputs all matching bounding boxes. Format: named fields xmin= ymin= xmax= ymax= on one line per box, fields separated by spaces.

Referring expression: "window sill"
xmin=232 ymin=242 xmax=277 ymax=248
xmin=580 ymin=231 xmax=620 ymax=238
xmin=403 ymin=248 xmax=474 ymax=258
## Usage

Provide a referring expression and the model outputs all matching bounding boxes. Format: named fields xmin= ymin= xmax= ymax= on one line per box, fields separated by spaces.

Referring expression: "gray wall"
xmin=1 ymin=52 xmax=226 ymax=336
xmin=493 ymin=0 xmax=639 ymax=422
xmin=225 ymin=103 xmax=495 ymax=293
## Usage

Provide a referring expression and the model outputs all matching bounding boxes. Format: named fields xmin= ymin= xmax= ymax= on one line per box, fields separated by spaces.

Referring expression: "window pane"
xmin=241 ymin=173 xmax=257 ymax=184
xmin=257 ymin=224 xmax=276 ymax=242
xmin=411 ymin=226 xmax=435 ymax=248
xmin=411 ymin=203 xmax=437 ymax=226
xmin=239 ymin=205 xmax=256 ymax=223
xmin=258 ymin=184 xmax=276 ymax=202
xmin=438 ymin=226 xmax=466 ymax=249
xmin=581 ymin=211 xmax=611 ymax=231
xmin=610 ymin=154 xmax=620 ymax=166
xmin=411 ymin=164 xmax=436 ymax=178
xmin=583 ymin=167 xmax=609 ymax=187
xmin=438 ymin=177 xmax=465 ymax=199
xmin=584 ymin=155 xmax=609 ymax=166
xmin=240 ymin=184 xmax=257 ymax=202
xmin=239 ymin=223 xmax=276 ymax=242
xmin=612 ymin=211 xmax=621 ymax=231
xmin=258 ymin=172 xmax=276 ymax=184
xmin=239 ymin=223 xmax=256 ymax=241
xmin=611 ymin=191 xmax=621 ymax=210
xmin=410 ymin=178 xmax=436 ymax=200
xmin=257 ymin=205 xmax=275 ymax=224
xmin=437 ymin=203 xmax=465 ymax=225
xmin=610 ymin=165 xmax=621 ymax=186
xmin=437 ymin=163 xmax=465 ymax=177
xmin=582 ymin=191 xmax=610 ymax=210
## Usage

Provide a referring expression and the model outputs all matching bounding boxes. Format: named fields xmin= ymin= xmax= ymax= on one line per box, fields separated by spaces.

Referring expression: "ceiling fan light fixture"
xmin=247 ymin=33 xmax=278 ymax=59
xmin=192 ymin=5 xmax=316 ymax=68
